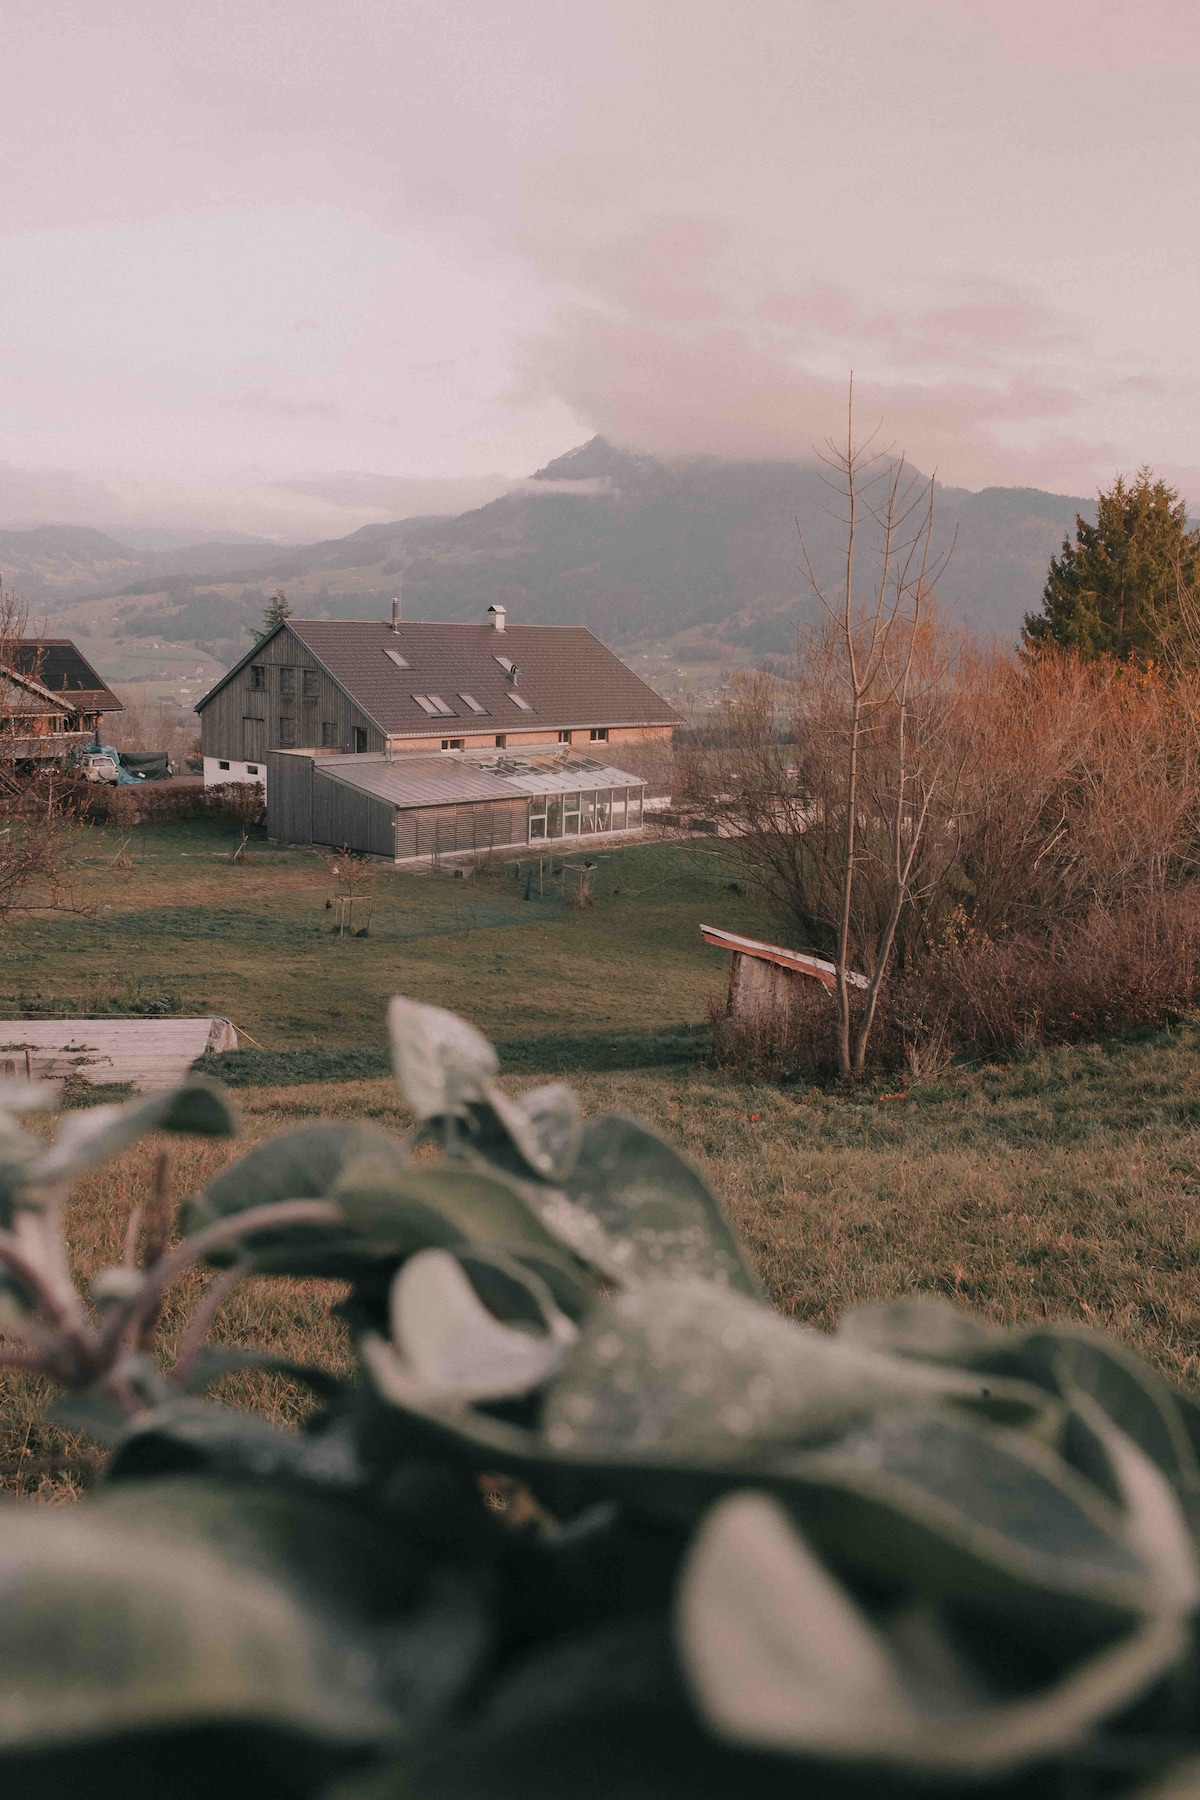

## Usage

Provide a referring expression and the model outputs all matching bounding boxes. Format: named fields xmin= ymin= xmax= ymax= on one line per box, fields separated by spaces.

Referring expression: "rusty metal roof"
xmin=699 ymin=924 xmax=870 ymax=990
xmin=313 ymin=748 xmax=645 ymax=811
xmin=197 ymin=619 xmax=680 ymax=737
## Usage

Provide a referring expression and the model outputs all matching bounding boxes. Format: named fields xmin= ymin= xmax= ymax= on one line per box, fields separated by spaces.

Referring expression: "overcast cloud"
xmin=1 ymin=0 xmax=1198 ymax=532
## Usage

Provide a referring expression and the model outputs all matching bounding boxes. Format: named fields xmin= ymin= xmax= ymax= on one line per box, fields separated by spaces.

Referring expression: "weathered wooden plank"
xmin=0 ymin=1018 xmax=237 ymax=1090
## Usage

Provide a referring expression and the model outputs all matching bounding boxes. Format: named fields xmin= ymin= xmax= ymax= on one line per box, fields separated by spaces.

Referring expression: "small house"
xmin=0 ymin=640 xmax=122 ymax=764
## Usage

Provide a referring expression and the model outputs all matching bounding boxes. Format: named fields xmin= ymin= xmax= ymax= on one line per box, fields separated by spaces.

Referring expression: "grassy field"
xmin=7 ymin=814 xmax=1200 ymax=1494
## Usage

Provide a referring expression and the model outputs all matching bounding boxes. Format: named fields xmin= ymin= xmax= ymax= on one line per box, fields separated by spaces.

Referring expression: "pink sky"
xmin=2 ymin=0 xmax=1199 ymax=535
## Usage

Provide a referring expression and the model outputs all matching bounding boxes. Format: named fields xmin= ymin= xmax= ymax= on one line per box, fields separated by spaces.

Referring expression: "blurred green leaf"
xmin=463 ymin=1082 xmax=584 ymax=1184
xmin=180 ymin=1122 xmax=407 ymax=1275
xmin=679 ymin=1489 xmax=1185 ymax=1778
xmin=838 ymin=1297 xmax=1007 ymax=1363
xmin=554 ymin=1115 xmax=760 ymax=1295
xmin=0 ymin=1476 xmax=489 ymax=1766
xmin=372 ymin=1247 xmax=577 ymax=1407
xmin=334 ymin=1162 xmax=563 ymax=1260
xmin=388 ymin=997 xmax=497 ymax=1120
xmin=540 ymin=1279 xmax=1039 ymax=1466
xmin=29 ymin=1078 xmax=238 ymax=1186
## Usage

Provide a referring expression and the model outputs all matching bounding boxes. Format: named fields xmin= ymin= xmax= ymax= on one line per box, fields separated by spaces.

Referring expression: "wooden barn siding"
xmin=308 ymin=770 xmax=394 ymax=857
xmin=200 ymin=625 xmax=381 ymax=762
xmin=265 ymin=752 xmax=314 ymax=843
xmin=394 ymin=798 xmax=529 ymax=861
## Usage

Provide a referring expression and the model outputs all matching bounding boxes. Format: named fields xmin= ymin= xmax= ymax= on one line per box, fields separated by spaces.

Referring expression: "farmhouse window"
xmin=557 ymin=730 xmax=570 ymax=743
xmin=218 ymin=760 xmax=230 ymax=770
xmin=278 ymin=718 xmax=296 ymax=747
xmin=246 ymin=765 xmax=259 ymax=775
xmin=279 ymin=666 xmax=295 ymax=695
xmin=353 ymin=727 xmax=368 ymax=753
xmin=590 ymin=728 xmax=608 ymax=742
xmin=441 ymin=738 xmax=464 ymax=751
xmin=321 ymin=722 xmax=338 ymax=748
xmin=302 ymin=668 xmax=318 ymax=697
xmin=494 ymin=734 xmax=506 ymax=748
xmin=250 ymin=665 xmax=265 ymax=690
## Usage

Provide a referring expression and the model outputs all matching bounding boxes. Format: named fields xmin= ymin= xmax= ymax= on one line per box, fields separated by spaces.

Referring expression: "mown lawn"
xmin=7 ymin=816 xmax=1200 ymax=1493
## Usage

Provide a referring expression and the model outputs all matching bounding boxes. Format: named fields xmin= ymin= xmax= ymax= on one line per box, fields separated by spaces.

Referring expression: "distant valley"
xmin=0 ymin=439 xmax=1095 ymax=712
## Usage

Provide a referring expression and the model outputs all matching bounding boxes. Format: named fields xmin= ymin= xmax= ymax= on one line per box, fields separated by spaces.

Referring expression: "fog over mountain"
xmin=4 ymin=441 xmax=1094 ymax=690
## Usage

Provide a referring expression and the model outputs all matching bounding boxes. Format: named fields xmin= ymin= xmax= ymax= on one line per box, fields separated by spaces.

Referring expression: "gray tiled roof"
xmin=318 ymin=748 xmax=644 ymax=810
xmin=265 ymin=620 xmax=679 ymax=736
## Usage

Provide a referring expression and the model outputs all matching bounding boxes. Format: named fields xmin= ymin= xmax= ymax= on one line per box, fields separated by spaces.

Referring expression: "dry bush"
xmin=708 ymin=982 xmax=844 ymax=1081
xmin=889 ymin=889 xmax=1200 ymax=1063
xmin=954 ymin=651 xmax=1200 ymax=936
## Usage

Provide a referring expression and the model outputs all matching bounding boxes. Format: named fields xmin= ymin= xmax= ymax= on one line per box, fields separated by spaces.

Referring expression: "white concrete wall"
xmin=204 ymin=755 xmax=267 ymax=795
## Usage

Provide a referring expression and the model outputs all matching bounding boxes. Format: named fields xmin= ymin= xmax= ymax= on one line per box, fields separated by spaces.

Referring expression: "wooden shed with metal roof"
xmin=267 ymin=744 xmax=647 ymax=865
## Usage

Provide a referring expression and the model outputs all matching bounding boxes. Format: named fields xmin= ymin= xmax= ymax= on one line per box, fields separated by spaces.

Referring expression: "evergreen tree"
xmin=262 ymin=588 xmax=292 ymax=633
xmin=1024 ymin=469 xmax=1200 ymax=664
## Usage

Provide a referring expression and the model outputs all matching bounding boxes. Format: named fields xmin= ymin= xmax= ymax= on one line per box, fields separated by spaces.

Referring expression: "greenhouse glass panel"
xmin=528 ymin=794 xmax=548 ymax=841
xmin=580 ymin=792 xmax=596 ymax=832
xmin=629 ymin=789 xmax=643 ymax=828
xmin=611 ymin=790 xmax=626 ymax=829
xmin=563 ymin=792 xmax=580 ymax=834
xmin=595 ymin=789 xmax=611 ymax=831
xmin=547 ymin=795 xmax=563 ymax=837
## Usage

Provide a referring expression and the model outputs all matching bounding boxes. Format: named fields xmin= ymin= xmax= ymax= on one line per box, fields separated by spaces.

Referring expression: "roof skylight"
xmin=412 ymin=693 xmax=456 ymax=717
xmin=384 ymin=648 xmax=410 ymax=670
xmin=458 ymin=693 xmax=488 ymax=714
xmin=507 ymin=693 xmax=534 ymax=712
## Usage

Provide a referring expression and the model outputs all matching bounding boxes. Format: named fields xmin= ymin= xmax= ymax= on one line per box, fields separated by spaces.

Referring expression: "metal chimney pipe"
xmin=391 ymin=588 xmax=401 ymax=633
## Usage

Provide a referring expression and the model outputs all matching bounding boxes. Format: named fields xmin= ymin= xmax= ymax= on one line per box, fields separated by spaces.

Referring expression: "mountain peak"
xmin=531 ymin=436 xmax=660 ymax=485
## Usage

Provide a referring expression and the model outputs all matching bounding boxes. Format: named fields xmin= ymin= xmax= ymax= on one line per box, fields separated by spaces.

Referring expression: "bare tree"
xmin=686 ymin=389 xmax=960 ymax=1077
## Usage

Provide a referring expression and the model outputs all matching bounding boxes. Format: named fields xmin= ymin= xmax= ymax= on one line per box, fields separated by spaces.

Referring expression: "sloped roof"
xmin=311 ymin=747 xmax=645 ymax=811
xmin=198 ymin=619 xmax=680 ymax=736
xmin=699 ymin=924 xmax=870 ymax=990
xmin=0 ymin=670 xmax=61 ymax=716
xmin=13 ymin=640 xmax=122 ymax=712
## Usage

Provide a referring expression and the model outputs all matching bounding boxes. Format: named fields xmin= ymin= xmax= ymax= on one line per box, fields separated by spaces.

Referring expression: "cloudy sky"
xmin=2 ymin=0 xmax=1198 ymax=535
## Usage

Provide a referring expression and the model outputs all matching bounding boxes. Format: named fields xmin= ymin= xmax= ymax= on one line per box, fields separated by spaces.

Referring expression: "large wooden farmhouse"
xmin=195 ymin=605 xmax=681 ymax=865
xmin=0 ymin=640 xmax=122 ymax=764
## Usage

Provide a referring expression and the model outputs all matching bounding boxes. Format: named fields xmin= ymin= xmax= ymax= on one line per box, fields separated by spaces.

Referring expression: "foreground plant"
xmin=3 ymin=1002 xmax=1200 ymax=1797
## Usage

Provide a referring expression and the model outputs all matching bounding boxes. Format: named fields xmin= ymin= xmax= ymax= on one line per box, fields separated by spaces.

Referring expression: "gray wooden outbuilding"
xmin=266 ymin=746 xmax=646 ymax=864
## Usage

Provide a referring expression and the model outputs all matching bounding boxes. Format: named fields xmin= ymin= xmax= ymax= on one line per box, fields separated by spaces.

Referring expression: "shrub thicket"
xmin=699 ymin=644 xmax=1200 ymax=1073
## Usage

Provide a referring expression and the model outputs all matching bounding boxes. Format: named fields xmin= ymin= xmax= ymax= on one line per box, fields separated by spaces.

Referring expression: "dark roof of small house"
xmin=12 ymin=641 xmax=122 ymax=712
xmin=197 ymin=620 xmax=680 ymax=736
